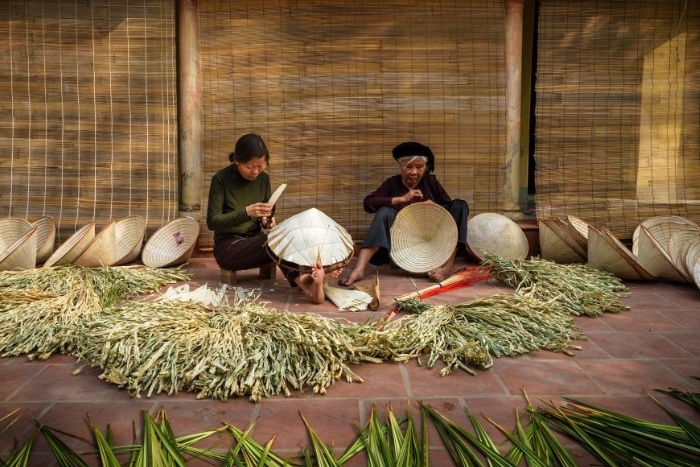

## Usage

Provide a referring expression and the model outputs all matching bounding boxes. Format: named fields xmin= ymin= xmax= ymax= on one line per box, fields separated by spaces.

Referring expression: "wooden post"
xmin=178 ymin=0 xmax=203 ymax=218
xmin=503 ymin=0 xmax=526 ymax=217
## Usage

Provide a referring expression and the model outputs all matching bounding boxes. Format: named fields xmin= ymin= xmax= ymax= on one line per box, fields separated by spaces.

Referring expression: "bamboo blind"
xmin=0 ymin=0 xmax=178 ymax=244
xmin=535 ymin=0 xmax=700 ymax=239
xmin=199 ymin=0 xmax=507 ymax=248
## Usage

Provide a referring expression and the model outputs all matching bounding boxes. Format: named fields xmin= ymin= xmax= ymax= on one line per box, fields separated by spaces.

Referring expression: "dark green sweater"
xmin=206 ymin=164 xmax=271 ymax=242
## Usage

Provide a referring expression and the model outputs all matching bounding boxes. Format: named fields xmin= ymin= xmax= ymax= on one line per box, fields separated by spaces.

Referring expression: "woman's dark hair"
xmin=229 ymin=133 xmax=270 ymax=163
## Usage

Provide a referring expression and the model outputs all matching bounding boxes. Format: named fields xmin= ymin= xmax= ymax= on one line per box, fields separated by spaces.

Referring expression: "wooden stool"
xmin=220 ymin=263 xmax=277 ymax=285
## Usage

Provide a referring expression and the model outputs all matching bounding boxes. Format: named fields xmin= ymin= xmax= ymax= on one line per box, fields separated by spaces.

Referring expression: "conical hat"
xmin=566 ymin=215 xmax=590 ymax=243
xmin=0 ymin=218 xmax=33 ymax=252
xmin=538 ymin=218 xmax=586 ymax=264
xmin=587 ymin=225 xmax=654 ymax=281
xmin=467 ymin=212 xmax=528 ymax=262
xmin=390 ymin=203 xmax=458 ymax=273
xmin=668 ymin=230 xmax=700 ymax=280
xmin=635 ymin=225 xmax=690 ymax=283
xmin=114 ymin=215 xmax=146 ymax=265
xmin=685 ymin=240 xmax=700 ymax=291
xmin=43 ymin=221 xmax=96 ymax=268
xmin=0 ymin=226 xmax=38 ymax=271
xmin=31 ymin=216 xmax=56 ymax=264
xmin=142 ymin=217 xmax=200 ymax=268
xmin=74 ymin=219 xmax=118 ymax=268
xmin=632 ymin=216 xmax=699 ymax=256
xmin=267 ymin=208 xmax=354 ymax=268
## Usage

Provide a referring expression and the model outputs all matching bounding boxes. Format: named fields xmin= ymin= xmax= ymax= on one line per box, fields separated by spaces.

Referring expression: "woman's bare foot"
xmin=338 ymin=267 xmax=364 ymax=287
xmin=338 ymin=247 xmax=377 ymax=287
xmin=427 ymin=261 xmax=454 ymax=282
xmin=298 ymin=261 xmax=326 ymax=304
xmin=427 ymin=247 xmax=457 ymax=282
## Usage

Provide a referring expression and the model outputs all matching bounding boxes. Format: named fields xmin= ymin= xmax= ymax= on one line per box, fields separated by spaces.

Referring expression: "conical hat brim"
xmin=267 ymin=208 xmax=354 ymax=267
xmin=74 ymin=219 xmax=118 ymax=268
xmin=632 ymin=216 xmax=700 ymax=256
xmin=587 ymin=226 xmax=654 ymax=281
xmin=567 ymin=215 xmax=590 ymax=241
xmin=0 ymin=226 xmax=38 ymax=271
xmin=43 ymin=221 xmax=96 ymax=267
xmin=32 ymin=216 xmax=56 ymax=264
xmin=538 ymin=219 xmax=585 ymax=263
xmin=668 ymin=230 xmax=700 ymax=279
xmin=635 ymin=225 xmax=690 ymax=283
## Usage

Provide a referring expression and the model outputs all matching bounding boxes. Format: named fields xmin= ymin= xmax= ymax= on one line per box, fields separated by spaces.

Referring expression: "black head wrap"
xmin=391 ymin=142 xmax=435 ymax=174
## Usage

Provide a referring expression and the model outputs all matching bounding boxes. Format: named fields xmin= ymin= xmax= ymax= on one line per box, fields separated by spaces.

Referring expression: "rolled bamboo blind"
xmin=0 ymin=0 xmax=178 ymax=244
xmin=535 ymin=0 xmax=700 ymax=239
xmin=198 ymin=0 xmax=508 ymax=248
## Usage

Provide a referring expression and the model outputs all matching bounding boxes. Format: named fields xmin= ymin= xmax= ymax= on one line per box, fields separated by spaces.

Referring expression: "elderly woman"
xmin=339 ymin=141 xmax=469 ymax=286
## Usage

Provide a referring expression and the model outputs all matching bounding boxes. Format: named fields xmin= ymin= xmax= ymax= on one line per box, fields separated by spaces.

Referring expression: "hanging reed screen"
xmin=535 ymin=0 xmax=700 ymax=239
xmin=0 ymin=0 xmax=178 ymax=243
xmin=199 ymin=0 xmax=507 ymax=248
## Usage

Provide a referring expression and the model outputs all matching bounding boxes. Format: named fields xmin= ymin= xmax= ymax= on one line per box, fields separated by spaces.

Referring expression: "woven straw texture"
xmin=548 ymin=217 xmax=587 ymax=258
xmin=43 ymin=221 xmax=96 ymax=268
xmin=74 ymin=219 xmax=118 ymax=268
xmin=114 ymin=216 xmax=146 ymax=266
xmin=587 ymin=226 xmax=653 ymax=281
xmin=686 ymin=240 xmax=700 ymax=291
xmin=0 ymin=226 xmax=38 ymax=271
xmin=635 ymin=225 xmax=690 ymax=283
xmin=538 ymin=219 xmax=586 ymax=264
xmin=668 ymin=230 xmax=700 ymax=280
xmin=466 ymin=213 xmax=528 ymax=262
xmin=0 ymin=218 xmax=33 ymax=252
xmin=566 ymin=215 xmax=590 ymax=243
xmin=31 ymin=217 xmax=56 ymax=264
xmin=390 ymin=203 xmax=458 ymax=273
xmin=267 ymin=208 xmax=354 ymax=268
xmin=632 ymin=216 xmax=700 ymax=257
xmin=142 ymin=217 xmax=200 ymax=268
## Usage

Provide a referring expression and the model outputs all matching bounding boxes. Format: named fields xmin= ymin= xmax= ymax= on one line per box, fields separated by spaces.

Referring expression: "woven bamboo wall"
xmin=0 ymin=0 xmax=178 ymax=244
xmin=535 ymin=0 xmax=700 ymax=239
xmin=198 ymin=0 xmax=507 ymax=249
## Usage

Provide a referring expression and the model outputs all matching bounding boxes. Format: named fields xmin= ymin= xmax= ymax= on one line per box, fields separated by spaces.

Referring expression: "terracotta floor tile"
xmin=492 ymin=358 xmax=604 ymax=396
xmin=578 ymin=359 xmax=695 ymax=395
xmin=587 ymin=331 xmax=694 ymax=359
xmin=599 ymin=309 xmax=689 ymax=332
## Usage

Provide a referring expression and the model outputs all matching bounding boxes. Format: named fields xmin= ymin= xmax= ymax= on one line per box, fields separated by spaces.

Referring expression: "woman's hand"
xmin=403 ymin=189 xmax=423 ymax=203
xmin=260 ymin=216 xmax=276 ymax=230
xmin=246 ymin=202 xmax=274 ymax=219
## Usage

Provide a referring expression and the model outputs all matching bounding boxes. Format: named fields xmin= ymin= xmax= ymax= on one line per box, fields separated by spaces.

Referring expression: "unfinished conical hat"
xmin=0 ymin=225 xmax=38 ymax=271
xmin=142 ymin=217 xmax=200 ymax=268
xmin=0 ymin=218 xmax=33 ymax=252
xmin=566 ymin=215 xmax=590 ymax=243
xmin=267 ymin=208 xmax=354 ymax=267
xmin=322 ymin=284 xmax=373 ymax=311
xmin=114 ymin=215 xmax=146 ymax=265
xmin=587 ymin=225 xmax=654 ymax=281
xmin=31 ymin=216 xmax=56 ymax=264
xmin=390 ymin=203 xmax=457 ymax=273
xmin=685 ymin=240 xmax=700 ymax=291
xmin=538 ymin=218 xmax=586 ymax=264
xmin=547 ymin=217 xmax=587 ymax=259
xmin=74 ymin=219 xmax=118 ymax=267
xmin=43 ymin=220 xmax=96 ymax=267
xmin=467 ymin=212 xmax=528 ymax=262
xmin=632 ymin=215 xmax=699 ymax=256
xmin=668 ymin=229 xmax=700 ymax=280
xmin=635 ymin=225 xmax=690 ymax=283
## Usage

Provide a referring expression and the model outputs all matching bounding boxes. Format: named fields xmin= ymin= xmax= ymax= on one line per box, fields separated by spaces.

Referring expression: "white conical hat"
xmin=538 ymin=218 xmax=586 ymax=264
xmin=266 ymin=208 xmax=354 ymax=267
xmin=635 ymin=225 xmax=690 ymax=284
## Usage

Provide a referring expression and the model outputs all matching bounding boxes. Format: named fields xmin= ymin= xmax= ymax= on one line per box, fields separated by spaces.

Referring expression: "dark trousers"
xmin=362 ymin=199 xmax=469 ymax=266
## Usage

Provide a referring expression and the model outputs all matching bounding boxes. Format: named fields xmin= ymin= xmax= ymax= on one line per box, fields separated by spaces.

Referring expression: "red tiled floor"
xmin=1 ymin=255 xmax=699 ymax=466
